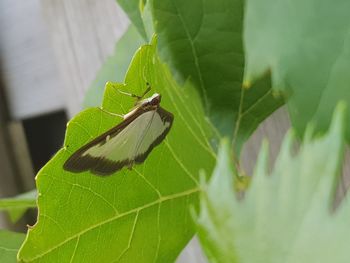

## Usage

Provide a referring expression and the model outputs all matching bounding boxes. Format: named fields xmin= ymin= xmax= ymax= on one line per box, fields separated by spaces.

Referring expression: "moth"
xmin=63 ymin=86 xmax=174 ymax=176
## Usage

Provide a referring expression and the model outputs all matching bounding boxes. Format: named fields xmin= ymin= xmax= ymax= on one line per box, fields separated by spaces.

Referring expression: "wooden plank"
xmin=241 ymin=107 xmax=291 ymax=174
xmin=0 ymin=126 xmax=18 ymax=229
xmin=40 ymin=0 xmax=129 ymax=117
xmin=0 ymin=0 xmax=65 ymax=120
xmin=177 ymin=238 xmax=208 ymax=263
xmin=7 ymin=122 xmax=35 ymax=192
xmin=0 ymin=84 xmax=25 ymax=229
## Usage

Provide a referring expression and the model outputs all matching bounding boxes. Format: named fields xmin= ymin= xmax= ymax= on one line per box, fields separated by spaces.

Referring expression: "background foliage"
xmin=0 ymin=231 xmax=25 ymax=263
xmin=244 ymin=0 xmax=350 ymax=140
xmin=197 ymin=106 xmax=349 ymax=263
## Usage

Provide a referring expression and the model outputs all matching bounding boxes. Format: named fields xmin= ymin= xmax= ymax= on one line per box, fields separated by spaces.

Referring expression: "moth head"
xmin=149 ymin=93 xmax=161 ymax=106
xmin=136 ymin=93 xmax=162 ymax=111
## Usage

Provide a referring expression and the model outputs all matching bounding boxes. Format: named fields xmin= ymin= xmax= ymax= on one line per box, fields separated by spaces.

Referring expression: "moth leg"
xmin=107 ymin=82 xmax=139 ymax=98
xmin=116 ymin=89 xmax=143 ymax=100
xmin=127 ymin=163 xmax=134 ymax=170
xmin=117 ymin=82 xmax=151 ymax=100
xmin=99 ymin=107 xmax=124 ymax=118
xmin=110 ymin=81 xmax=152 ymax=100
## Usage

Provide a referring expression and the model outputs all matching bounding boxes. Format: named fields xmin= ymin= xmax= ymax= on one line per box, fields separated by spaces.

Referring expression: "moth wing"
xmin=64 ymin=108 xmax=173 ymax=176
xmin=133 ymin=107 xmax=173 ymax=163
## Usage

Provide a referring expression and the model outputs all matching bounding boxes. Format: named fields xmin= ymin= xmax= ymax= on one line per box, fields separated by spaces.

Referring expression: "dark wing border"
xmin=63 ymin=106 xmax=173 ymax=176
xmin=64 ymin=107 xmax=152 ymax=175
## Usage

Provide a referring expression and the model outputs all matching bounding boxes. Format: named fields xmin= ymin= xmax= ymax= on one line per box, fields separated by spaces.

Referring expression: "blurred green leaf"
xmin=18 ymin=38 xmax=218 ymax=262
xmin=0 ymin=190 xmax=37 ymax=223
xmin=84 ymin=25 xmax=145 ymax=108
xmin=244 ymin=0 xmax=350 ymax=140
xmin=197 ymin=104 xmax=350 ymax=263
xmin=0 ymin=230 xmax=25 ymax=263
xmin=141 ymin=0 xmax=154 ymax=40
xmin=117 ymin=0 xmax=148 ymax=40
xmin=151 ymin=0 xmax=283 ymax=151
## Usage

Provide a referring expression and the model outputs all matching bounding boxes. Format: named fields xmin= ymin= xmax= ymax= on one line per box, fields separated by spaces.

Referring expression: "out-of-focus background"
xmin=1 ymin=0 xmax=330 ymax=262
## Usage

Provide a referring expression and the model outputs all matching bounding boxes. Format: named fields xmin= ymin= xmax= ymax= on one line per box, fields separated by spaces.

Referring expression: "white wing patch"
xmin=82 ymin=110 xmax=170 ymax=164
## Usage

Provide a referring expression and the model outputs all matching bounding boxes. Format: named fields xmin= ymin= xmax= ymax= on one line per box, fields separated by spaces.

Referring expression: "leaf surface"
xmin=151 ymin=0 xmax=283 ymax=146
xmin=244 ymin=0 xmax=350 ymax=139
xmin=0 ymin=230 xmax=25 ymax=263
xmin=18 ymin=39 xmax=217 ymax=262
xmin=197 ymin=104 xmax=350 ymax=263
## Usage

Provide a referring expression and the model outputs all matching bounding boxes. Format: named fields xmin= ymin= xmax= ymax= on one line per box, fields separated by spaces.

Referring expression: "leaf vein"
xmin=46 ymin=174 xmax=119 ymax=214
xmin=165 ymin=140 xmax=199 ymax=185
xmin=27 ymin=188 xmax=199 ymax=261
xmin=163 ymin=83 xmax=216 ymax=158
xmin=69 ymin=236 xmax=80 ymax=263
xmin=113 ymin=211 xmax=139 ymax=262
xmin=132 ymin=168 xmax=162 ymax=198
xmin=172 ymin=0 xmax=209 ymax=108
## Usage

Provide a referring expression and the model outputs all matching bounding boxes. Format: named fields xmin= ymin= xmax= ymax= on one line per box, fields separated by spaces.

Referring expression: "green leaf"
xmin=0 ymin=230 xmax=25 ymax=263
xmin=197 ymin=104 xmax=349 ymax=263
xmin=18 ymin=38 xmax=218 ymax=262
xmin=244 ymin=0 xmax=350 ymax=140
xmin=141 ymin=0 xmax=154 ymax=40
xmin=117 ymin=0 xmax=148 ymax=40
xmin=151 ymin=0 xmax=283 ymax=150
xmin=0 ymin=190 xmax=37 ymax=223
xmin=84 ymin=24 xmax=145 ymax=108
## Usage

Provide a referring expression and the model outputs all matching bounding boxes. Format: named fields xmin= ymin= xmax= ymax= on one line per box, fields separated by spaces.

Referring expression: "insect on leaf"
xmin=18 ymin=37 xmax=218 ymax=262
xmin=64 ymin=93 xmax=174 ymax=175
